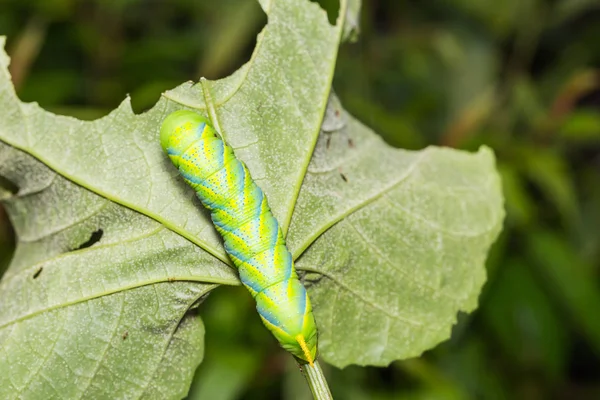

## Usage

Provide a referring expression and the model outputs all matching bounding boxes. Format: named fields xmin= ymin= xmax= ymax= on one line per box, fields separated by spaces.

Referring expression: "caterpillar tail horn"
xmin=296 ymin=334 xmax=314 ymax=366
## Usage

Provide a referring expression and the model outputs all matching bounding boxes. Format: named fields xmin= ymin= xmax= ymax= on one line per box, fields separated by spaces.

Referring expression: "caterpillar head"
xmin=160 ymin=110 xmax=210 ymax=159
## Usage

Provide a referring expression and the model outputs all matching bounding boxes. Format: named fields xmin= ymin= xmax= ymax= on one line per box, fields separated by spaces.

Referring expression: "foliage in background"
xmin=0 ymin=0 xmax=599 ymax=399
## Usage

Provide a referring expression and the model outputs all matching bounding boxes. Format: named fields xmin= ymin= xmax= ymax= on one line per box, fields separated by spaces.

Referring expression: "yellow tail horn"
xmin=296 ymin=334 xmax=314 ymax=366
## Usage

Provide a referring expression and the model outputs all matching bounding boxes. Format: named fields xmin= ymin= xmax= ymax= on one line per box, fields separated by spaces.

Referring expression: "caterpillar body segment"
xmin=160 ymin=110 xmax=317 ymax=364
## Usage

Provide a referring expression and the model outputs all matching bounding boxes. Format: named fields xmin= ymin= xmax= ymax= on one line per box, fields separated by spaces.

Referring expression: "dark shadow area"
xmin=0 ymin=175 xmax=19 ymax=196
xmin=0 ymin=205 xmax=15 ymax=279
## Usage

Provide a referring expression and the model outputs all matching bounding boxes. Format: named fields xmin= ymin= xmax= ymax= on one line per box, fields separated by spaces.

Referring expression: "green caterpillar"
xmin=160 ymin=110 xmax=317 ymax=364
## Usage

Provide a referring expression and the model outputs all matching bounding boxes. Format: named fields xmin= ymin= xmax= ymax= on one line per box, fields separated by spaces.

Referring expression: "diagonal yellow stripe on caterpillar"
xmin=160 ymin=110 xmax=318 ymax=364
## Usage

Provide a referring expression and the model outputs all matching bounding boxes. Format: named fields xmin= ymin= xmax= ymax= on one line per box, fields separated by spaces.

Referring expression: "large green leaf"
xmin=0 ymin=0 xmax=504 ymax=397
xmin=290 ymin=95 xmax=504 ymax=366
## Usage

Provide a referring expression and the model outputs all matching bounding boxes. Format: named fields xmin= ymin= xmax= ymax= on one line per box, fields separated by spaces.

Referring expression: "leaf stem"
xmin=299 ymin=360 xmax=333 ymax=400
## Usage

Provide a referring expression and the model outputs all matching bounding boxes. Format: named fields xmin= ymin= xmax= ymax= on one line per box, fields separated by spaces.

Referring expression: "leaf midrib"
xmin=292 ymin=147 xmax=431 ymax=259
xmin=279 ymin=0 xmax=348 ymax=236
xmin=0 ymin=279 xmax=229 ymax=330
xmin=292 ymin=145 xmax=501 ymax=260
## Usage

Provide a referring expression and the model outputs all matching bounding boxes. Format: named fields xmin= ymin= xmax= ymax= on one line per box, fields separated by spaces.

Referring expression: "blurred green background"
xmin=1 ymin=0 xmax=600 ymax=399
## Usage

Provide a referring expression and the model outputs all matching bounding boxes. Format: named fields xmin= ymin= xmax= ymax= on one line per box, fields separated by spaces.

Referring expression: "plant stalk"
xmin=299 ymin=360 xmax=333 ymax=400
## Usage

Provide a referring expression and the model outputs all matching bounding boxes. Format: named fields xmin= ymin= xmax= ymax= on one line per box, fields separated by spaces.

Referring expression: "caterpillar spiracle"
xmin=160 ymin=110 xmax=318 ymax=365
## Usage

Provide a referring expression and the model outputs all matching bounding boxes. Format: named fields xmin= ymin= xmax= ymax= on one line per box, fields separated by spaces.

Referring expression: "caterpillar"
xmin=160 ymin=110 xmax=318 ymax=365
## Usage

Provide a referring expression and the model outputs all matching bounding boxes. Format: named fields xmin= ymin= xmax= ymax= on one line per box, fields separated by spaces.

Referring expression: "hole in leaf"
xmin=131 ymin=1 xmax=268 ymax=113
xmin=0 ymin=205 xmax=16 ymax=279
xmin=0 ymin=175 xmax=19 ymax=196
xmin=196 ymin=1 xmax=267 ymax=81
xmin=308 ymin=0 xmax=339 ymax=25
xmin=74 ymin=229 xmax=103 ymax=251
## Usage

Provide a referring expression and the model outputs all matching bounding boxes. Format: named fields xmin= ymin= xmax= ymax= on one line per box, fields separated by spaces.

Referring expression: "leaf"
xmin=527 ymin=231 xmax=600 ymax=357
xmin=434 ymin=336 xmax=510 ymax=399
xmin=342 ymin=0 xmax=361 ymax=42
xmin=0 ymin=142 xmax=238 ymax=398
xmin=0 ymin=0 xmax=504 ymax=396
xmin=496 ymin=163 xmax=536 ymax=227
xmin=0 ymin=0 xmax=347 ymax=397
xmin=445 ymin=0 xmax=531 ymax=38
xmin=553 ymin=0 xmax=600 ymax=26
xmin=290 ymin=98 xmax=504 ymax=367
xmin=523 ymin=148 xmax=578 ymax=226
xmin=559 ymin=109 xmax=600 ymax=142
xmin=481 ymin=258 xmax=568 ymax=380
xmin=187 ymin=346 xmax=259 ymax=400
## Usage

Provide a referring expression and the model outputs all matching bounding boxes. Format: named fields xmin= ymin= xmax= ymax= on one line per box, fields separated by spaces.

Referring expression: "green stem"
xmin=299 ymin=360 xmax=333 ymax=400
